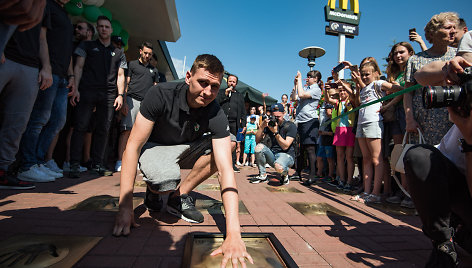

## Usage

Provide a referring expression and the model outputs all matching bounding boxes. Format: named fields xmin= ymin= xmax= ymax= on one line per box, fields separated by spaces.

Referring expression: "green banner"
xmin=321 ymin=84 xmax=422 ymax=128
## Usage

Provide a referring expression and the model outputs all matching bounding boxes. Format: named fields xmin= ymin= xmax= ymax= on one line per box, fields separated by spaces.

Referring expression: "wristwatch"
xmin=274 ymin=132 xmax=279 ymax=136
xmin=118 ymin=93 xmax=124 ymax=97
xmin=460 ymin=138 xmax=472 ymax=153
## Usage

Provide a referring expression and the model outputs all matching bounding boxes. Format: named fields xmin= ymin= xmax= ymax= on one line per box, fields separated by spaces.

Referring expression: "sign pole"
xmin=338 ymin=33 xmax=345 ymax=79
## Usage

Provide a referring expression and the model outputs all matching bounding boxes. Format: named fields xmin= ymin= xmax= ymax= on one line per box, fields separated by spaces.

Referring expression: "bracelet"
xmin=274 ymin=132 xmax=279 ymax=136
xmin=118 ymin=93 xmax=124 ymax=97
xmin=68 ymin=74 xmax=75 ymax=78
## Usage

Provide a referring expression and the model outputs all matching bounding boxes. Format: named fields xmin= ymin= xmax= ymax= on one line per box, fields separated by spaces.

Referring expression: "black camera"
xmin=262 ymin=115 xmax=277 ymax=127
xmin=423 ymin=67 xmax=472 ymax=117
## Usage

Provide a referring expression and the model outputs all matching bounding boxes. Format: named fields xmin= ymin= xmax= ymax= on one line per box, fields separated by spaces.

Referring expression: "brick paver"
xmin=0 ymin=164 xmax=457 ymax=267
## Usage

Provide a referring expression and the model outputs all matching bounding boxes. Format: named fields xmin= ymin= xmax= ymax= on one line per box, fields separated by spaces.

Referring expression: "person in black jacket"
xmin=217 ymin=74 xmax=246 ymax=172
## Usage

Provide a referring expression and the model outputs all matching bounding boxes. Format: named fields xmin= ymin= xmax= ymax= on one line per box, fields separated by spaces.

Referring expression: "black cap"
xmin=270 ymin=103 xmax=284 ymax=113
xmin=111 ymin=35 xmax=124 ymax=46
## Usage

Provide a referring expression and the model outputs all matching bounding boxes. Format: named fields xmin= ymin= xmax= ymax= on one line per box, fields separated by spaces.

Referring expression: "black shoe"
xmin=301 ymin=178 xmax=317 ymax=186
xmin=144 ymin=188 xmax=163 ymax=212
xmin=0 ymin=170 xmax=35 ymax=190
xmin=68 ymin=163 xmax=81 ymax=178
xmin=91 ymin=164 xmax=113 ymax=176
xmin=167 ymin=193 xmax=203 ymax=223
xmin=281 ymin=174 xmax=289 ymax=185
xmin=233 ymin=165 xmax=240 ymax=173
xmin=425 ymin=240 xmax=458 ymax=268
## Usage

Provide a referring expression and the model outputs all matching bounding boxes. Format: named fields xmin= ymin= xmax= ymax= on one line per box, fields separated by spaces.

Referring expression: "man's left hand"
xmin=210 ymin=235 xmax=253 ymax=268
xmin=114 ymin=95 xmax=123 ymax=111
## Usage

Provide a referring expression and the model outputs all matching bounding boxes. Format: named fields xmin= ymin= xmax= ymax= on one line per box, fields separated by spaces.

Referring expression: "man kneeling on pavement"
xmin=113 ymin=54 xmax=253 ymax=267
xmin=250 ymin=103 xmax=297 ymax=185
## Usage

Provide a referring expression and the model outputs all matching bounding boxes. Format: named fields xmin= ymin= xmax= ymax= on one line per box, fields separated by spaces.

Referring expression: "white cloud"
xmin=172 ymin=57 xmax=191 ymax=79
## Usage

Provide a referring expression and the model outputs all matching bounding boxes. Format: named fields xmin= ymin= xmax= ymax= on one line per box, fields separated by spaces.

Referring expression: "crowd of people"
xmin=1 ymin=2 xmax=472 ymax=267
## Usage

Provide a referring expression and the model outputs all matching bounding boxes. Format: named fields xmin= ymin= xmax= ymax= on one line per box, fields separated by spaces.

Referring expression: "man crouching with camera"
xmin=407 ymin=31 xmax=472 ymax=268
xmin=249 ymin=103 xmax=297 ymax=185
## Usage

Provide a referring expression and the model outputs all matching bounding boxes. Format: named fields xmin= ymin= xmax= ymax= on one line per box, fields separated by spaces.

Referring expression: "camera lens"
xmin=422 ymin=85 xmax=464 ymax=109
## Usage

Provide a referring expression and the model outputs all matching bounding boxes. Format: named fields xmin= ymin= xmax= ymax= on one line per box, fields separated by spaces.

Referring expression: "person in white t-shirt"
xmin=350 ymin=60 xmax=403 ymax=204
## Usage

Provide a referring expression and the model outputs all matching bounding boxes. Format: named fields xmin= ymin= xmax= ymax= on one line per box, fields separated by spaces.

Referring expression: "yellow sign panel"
xmin=328 ymin=0 xmax=359 ymax=14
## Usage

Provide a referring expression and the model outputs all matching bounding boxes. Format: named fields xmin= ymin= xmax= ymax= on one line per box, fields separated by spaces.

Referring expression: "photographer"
xmin=405 ymin=31 xmax=472 ymax=267
xmin=250 ymin=103 xmax=297 ymax=185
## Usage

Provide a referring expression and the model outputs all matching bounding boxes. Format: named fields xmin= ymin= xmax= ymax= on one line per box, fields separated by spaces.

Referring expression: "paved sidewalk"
xmin=0 ymin=165 xmax=460 ymax=267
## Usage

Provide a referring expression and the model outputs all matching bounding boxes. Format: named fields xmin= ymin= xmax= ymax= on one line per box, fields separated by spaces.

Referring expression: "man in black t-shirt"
xmin=217 ymin=74 xmax=246 ymax=172
xmin=0 ymin=7 xmax=51 ymax=189
xmin=18 ymin=0 xmax=74 ymax=182
xmin=68 ymin=15 xmax=127 ymax=178
xmin=251 ymin=103 xmax=297 ymax=185
xmin=115 ymin=41 xmax=158 ymax=172
xmin=113 ymin=54 xmax=253 ymax=267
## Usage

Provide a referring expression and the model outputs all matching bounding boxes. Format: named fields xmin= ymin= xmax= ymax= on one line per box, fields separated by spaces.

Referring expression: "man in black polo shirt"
xmin=69 ymin=15 xmax=127 ymax=178
xmin=113 ymin=54 xmax=253 ymax=267
xmin=251 ymin=103 xmax=297 ymax=185
xmin=217 ymin=74 xmax=246 ymax=172
xmin=115 ymin=41 xmax=158 ymax=172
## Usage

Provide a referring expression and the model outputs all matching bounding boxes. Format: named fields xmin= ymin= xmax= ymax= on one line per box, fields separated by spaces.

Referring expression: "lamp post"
xmin=298 ymin=46 xmax=326 ymax=71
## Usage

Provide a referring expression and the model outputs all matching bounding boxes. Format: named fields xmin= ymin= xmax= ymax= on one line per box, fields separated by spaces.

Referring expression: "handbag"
xmin=380 ymin=100 xmax=396 ymax=122
xmin=390 ymin=129 xmax=424 ymax=174
xmin=389 ymin=129 xmax=424 ymax=198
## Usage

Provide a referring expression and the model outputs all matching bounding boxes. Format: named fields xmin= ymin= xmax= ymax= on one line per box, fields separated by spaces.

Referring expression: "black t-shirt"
xmin=4 ymin=8 xmax=51 ymax=68
xmin=320 ymin=103 xmax=334 ymax=146
xmin=127 ymin=60 xmax=159 ymax=101
xmin=140 ymin=82 xmax=230 ymax=145
xmin=264 ymin=120 xmax=297 ymax=159
xmin=75 ymin=39 xmax=127 ymax=92
xmin=46 ymin=0 xmax=73 ymax=78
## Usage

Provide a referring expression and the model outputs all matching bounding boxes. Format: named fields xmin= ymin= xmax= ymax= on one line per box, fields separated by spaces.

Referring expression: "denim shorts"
xmin=317 ymin=145 xmax=334 ymax=158
xmin=255 ymin=144 xmax=294 ymax=175
xmin=356 ymin=121 xmax=383 ymax=139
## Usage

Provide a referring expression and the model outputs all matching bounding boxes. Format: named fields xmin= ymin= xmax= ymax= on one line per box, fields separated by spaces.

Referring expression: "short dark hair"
xmin=227 ymin=74 xmax=238 ymax=84
xmin=141 ymin=41 xmax=153 ymax=50
xmin=190 ymin=54 xmax=224 ymax=76
xmin=459 ymin=18 xmax=467 ymax=29
xmin=96 ymin=15 xmax=111 ymax=25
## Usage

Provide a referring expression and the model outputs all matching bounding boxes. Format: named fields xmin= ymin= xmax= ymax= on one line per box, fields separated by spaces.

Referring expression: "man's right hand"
xmin=113 ymin=206 xmax=139 ymax=236
xmin=70 ymin=91 xmax=80 ymax=106
xmin=225 ymin=86 xmax=233 ymax=96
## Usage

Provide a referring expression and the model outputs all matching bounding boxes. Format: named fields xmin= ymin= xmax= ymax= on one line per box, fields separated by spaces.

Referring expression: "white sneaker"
xmin=281 ymin=174 xmax=289 ymax=185
xmin=236 ymin=161 xmax=242 ymax=166
xmin=63 ymin=162 xmax=87 ymax=172
xmin=265 ymin=164 xmax=271 ymax=168
xmin=18 ymin=164 xmax=55 ymax=182
xmin=45 ymin=159 xmax=63 ymax=174
xmin=115 ymin=160 xmax=122 ymax=172
xmin=244 ymin=162 xmax=249 ymax=166
xmin=38 ymin=164 xmax=63 ymax=178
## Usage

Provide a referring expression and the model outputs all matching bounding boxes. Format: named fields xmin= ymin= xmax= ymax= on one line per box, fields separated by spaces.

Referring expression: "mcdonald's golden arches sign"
xmin=325 ymin=0 xmax=361 ymax=25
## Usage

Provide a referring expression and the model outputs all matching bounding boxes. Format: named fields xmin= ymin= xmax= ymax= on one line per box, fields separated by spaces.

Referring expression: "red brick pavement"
xmin=0 ymin=165 xmax=464 ymax=267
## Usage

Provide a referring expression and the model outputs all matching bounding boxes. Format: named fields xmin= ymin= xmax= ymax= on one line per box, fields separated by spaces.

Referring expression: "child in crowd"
xmin=325 ymin=80 xmax=356 ymax=192
xmin=316 ymin=93 xmax=335 ymax=183
xmin=350 ymin=60 xmax=403 ymax=203
xmin=242 ymin=115 xmax=258 ymax=167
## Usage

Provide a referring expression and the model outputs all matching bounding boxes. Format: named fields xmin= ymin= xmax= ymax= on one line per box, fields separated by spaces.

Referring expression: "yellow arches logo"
xmin=328 ymin=0 xmax=359 ymax=14
xmin=325 ymin=0 xmax=361 ymax=25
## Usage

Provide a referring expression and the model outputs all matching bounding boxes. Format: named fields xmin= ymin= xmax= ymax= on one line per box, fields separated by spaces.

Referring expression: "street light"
xmin=298 ymin=46 xmax=326 ymax=70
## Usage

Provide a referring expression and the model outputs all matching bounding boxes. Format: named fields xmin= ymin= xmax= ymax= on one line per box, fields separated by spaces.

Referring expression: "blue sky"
xmin=167 ymin=0 xmax=472 ymax=102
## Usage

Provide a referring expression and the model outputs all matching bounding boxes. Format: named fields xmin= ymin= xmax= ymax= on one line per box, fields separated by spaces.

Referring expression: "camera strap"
xmin=321 ymin=84 xmax=422 ymax=128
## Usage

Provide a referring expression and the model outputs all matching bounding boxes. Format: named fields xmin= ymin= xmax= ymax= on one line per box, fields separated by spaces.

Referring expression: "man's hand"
xmin=70 ymin=90 xmax=80 ymax=106
xmin=114 ymin=95 xmax=123 ymax=111
xmin=67 ymin=77 xmax=76 ymax=97
xmin=210 ymin=235 xmax=253 ymax=268
xmin=112 ymin=206 xmax=139 ymax=236
xmin=121 ymin=102 xmax=129 ymax=116
xmin=38 ymin=67 xmax=52 ymax=90
xmin=225 ymin=86 xmax=234 ymax=96
xmin=0 ymin=0 xmax=46 ymax=32
xmin=445 ymin=56 xmax=472 ymax=85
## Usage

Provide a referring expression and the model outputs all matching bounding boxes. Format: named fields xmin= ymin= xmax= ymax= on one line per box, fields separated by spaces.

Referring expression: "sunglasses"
xmin=75 ymin=25 xmax=84 ymax=30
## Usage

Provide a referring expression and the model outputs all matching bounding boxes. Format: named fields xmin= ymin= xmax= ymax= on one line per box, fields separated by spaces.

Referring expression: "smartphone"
xmin=328 ymin=83 xmax=338 ymax=89
xmin=409 ymin=28 xmax=416 ymax=41
xmin=350 ymin=65 xmax=359 ymax=72
xmin=333 ymin=62 xmax=345 ymax=73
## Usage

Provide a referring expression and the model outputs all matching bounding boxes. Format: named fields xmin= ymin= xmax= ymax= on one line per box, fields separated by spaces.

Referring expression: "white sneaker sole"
xmin=18 ymin=174 xmax=55 ymax=183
